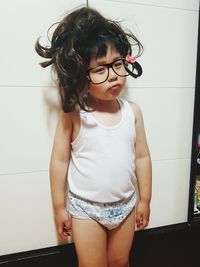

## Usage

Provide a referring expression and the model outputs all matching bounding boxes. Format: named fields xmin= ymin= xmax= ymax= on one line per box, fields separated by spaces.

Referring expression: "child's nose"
xmin=107 ymin=67 xmax=117 ymax=81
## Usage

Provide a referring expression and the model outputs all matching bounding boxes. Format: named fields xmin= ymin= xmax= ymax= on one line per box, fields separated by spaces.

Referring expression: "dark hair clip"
xmin=125 ymin=56 xmax=143 ymax=78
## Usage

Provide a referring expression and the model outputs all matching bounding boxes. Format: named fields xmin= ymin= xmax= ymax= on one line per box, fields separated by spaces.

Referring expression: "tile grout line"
xmin=0 ymin=169 xmax=48 ymax=177
xmin=105 ymin=0 xmax=199 ymax=13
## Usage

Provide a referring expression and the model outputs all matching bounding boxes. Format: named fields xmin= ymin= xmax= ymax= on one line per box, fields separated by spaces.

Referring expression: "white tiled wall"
xmin=0 ymin=0 xmax=85 ymax=255
xmin=0 ymin=172 xmax=57 ymax=255
xmin=0 ymin=0 xmax=199 ymax=256
xmin=0 ymin=0 xmax=85 ymax=87
xmin=105 ymin=0 xmax=199 ymax=11
xmin=88 ymin=0 xmax=199 ymax=227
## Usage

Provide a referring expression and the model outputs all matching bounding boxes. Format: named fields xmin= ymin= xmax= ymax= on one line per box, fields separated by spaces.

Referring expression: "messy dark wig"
xmin=35 ymin=6 xmax=143 ymax=112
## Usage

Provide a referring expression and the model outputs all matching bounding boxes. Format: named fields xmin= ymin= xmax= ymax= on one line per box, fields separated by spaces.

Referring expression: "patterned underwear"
xmin=68 ymin=190 xmax=137 ymax=230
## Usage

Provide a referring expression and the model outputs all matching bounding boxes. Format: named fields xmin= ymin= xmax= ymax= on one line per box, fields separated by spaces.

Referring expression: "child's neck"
xmin=87 ymin=96 xmax=119 ymax=113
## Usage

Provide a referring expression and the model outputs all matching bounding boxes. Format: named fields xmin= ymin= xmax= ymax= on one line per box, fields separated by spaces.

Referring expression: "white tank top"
xmin=68 ymin=98 xmax=136 ymax=202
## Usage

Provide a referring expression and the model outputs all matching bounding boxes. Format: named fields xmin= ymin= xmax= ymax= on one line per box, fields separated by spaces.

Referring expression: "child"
xmin=36 ymin=6 xmax=152 ymax=267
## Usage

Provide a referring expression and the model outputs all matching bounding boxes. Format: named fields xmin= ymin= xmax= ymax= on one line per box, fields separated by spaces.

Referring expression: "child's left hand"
xmin=136 ymin=200 xmax=150 ymax=230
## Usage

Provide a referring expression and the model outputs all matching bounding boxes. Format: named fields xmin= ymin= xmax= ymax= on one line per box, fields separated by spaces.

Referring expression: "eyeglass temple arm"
xmin=125 ymin=61 xmax=143 ymax=79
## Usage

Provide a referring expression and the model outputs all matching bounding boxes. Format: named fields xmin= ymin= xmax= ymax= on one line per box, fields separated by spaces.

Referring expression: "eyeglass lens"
xmin=88 ymin=59 xmax=133 ymax=84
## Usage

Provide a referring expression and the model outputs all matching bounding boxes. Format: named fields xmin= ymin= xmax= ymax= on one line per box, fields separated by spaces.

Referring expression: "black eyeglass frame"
xmin=87 ymin=58 xmax=143 ymax=84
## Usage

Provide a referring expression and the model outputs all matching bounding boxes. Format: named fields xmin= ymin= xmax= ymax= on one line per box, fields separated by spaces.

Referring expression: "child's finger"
xmin=57 ymin=225 xmax=67 ymax=239
xmin=136 ymin=212 xmax=142 ymax=222
xmin=136 ymin=216 xmax=143 ymax=227
xmin=63 ymin=224 xmax=71 ymax=236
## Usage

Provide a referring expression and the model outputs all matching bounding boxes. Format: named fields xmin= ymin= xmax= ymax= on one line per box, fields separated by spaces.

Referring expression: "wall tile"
xmin=148 ymin=159 xmax=190 ymax=228
xmin=0 ymin=86 xmax=59 ymax=174
xmin=0 ymin=172 xmax=62 ymax=255
xmin=0 ymin=0 xmax=86 ymax=87
xmin=124 ymin=87 xmax=195 ymax=161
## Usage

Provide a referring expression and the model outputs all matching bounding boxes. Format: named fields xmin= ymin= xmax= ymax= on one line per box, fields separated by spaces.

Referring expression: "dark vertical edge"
xmin=188 ymin=7 xmax=200 ymax=225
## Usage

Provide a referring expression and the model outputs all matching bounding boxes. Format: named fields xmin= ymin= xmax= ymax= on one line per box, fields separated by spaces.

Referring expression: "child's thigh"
xmin=72 ymin=218 xmax=107 ymax=267
xmin=107 ymin=208 xmax=136 ymax=267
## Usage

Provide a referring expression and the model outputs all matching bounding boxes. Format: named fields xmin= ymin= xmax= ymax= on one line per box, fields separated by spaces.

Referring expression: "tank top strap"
xmin=118 ymin=98 xmax=135 ymax=123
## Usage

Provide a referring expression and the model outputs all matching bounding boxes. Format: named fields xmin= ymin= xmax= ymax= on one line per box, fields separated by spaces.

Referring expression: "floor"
xmin=130 ymin=224 xmax=200 ymax=267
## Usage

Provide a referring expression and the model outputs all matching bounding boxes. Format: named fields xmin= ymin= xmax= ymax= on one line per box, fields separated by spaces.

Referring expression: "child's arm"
xmin=130 ymin=102 xmax=152 ymax=230
xmin=50 ymin=111 xmax=73 ymax=240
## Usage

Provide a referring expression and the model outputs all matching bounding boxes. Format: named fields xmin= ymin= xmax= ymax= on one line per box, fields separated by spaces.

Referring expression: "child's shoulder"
xmin=125 ymin=100 xmax=143 ymax=120
xmin=125 ymin=100 xmax=145 ymax=131
xmin=59 ymin=107 xmax=80 ymax=127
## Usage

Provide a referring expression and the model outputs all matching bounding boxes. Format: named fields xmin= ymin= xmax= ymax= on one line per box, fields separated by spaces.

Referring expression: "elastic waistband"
xmin=68 ymin=190 xmax=135 ymax=206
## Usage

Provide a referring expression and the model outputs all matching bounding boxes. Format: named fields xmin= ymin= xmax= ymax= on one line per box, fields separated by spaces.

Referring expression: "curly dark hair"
xmin=35 ymin=6 xmax=143 ymax=112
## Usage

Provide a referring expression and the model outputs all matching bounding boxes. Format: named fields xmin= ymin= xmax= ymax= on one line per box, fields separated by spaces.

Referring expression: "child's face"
xmin=87 ymin=45 xmax=126 ymax=102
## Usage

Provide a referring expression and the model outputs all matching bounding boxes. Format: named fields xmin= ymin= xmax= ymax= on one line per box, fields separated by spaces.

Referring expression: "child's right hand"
xmin=54 ymin=208 xmax=72 ymax=240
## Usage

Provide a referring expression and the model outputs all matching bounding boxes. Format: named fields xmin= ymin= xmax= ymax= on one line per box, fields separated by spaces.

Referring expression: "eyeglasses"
xmin=87 ymin=58 xmax=134 ymax=84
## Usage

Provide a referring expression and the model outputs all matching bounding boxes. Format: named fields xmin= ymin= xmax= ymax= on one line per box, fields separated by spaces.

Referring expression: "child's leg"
xmin=72 ymin=218 xmax=107 ymax=267
xmin=107 ymin=208 xmax=136 ymax=267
